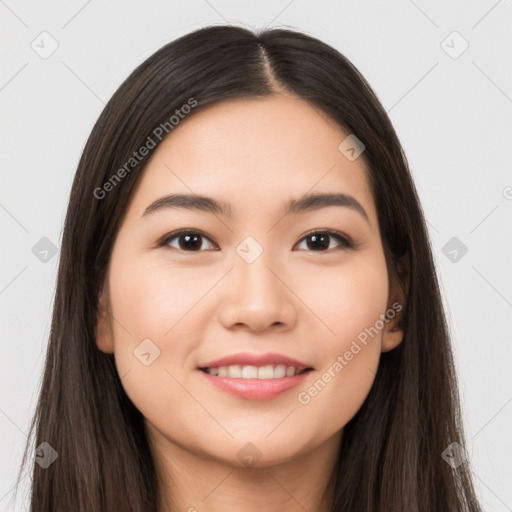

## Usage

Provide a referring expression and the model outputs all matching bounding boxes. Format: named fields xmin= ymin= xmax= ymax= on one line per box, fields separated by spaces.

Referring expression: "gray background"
xmin=1 ymin=1 xmax=511 ymax=510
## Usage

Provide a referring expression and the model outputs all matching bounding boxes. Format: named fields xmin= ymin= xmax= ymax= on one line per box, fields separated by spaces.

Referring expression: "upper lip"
xmin=199 ymin=352 xmax=313 ymax=370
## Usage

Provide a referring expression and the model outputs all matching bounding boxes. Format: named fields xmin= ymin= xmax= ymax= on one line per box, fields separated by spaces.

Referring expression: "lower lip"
xmin=199 ymin=370 xmax=311 ymax=400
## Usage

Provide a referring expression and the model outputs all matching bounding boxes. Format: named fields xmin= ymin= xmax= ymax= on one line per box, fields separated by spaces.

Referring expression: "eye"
xmin=158 ymin=229 xmax=354 ymax=253
xmin=294 ymin=230 xmax=353 ymax=252
xmin=159 ymin=230 xmax=217 ymax=252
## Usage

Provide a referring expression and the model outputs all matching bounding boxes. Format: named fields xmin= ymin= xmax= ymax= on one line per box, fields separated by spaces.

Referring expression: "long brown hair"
xmin=16 ymin=25 xmax=481 ymax=511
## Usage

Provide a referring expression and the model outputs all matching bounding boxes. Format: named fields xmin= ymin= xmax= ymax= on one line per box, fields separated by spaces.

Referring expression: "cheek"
xmin=293 ymin=254 xmax=388 ymax=423
xmin=106 ymin=252 xmax=230 ymax=428
xmin=296 ymin=251 xmax=389 ymax=352
xmin=109 ymin=254 xmax=216 ymax=345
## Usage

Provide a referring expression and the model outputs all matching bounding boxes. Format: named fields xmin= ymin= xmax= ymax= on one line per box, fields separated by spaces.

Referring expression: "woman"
xmin=17 ymin=25 xmax=482 ymax=511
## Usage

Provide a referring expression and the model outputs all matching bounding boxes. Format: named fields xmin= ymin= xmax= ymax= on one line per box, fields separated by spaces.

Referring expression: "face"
xmin=96 ymin=93 xmax=405 ymax=467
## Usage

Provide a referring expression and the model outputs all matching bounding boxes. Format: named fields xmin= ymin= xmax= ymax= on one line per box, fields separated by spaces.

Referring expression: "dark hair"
xmin=16 ymin=24 xmax=481 ymax=511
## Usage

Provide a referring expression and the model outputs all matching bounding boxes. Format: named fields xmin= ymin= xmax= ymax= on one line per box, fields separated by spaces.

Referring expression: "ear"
xmin=381 ymin=254 xmax=410 ymax=353
xmin=95 ymin=282 xmax=115 ymax=354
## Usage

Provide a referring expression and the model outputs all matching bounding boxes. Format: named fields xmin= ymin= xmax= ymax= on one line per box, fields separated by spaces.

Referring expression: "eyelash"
xmin=157 ymin=228 xmax=355 ymax=253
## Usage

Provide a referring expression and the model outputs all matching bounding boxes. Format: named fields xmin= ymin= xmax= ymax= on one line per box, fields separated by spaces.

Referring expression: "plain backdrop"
xmin=1 ymin=1 xmax=511 ymax=510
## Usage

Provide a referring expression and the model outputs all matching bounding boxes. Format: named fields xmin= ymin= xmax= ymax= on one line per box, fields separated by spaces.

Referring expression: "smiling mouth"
xmin=199 ymin=364 xmax=313 ymax=379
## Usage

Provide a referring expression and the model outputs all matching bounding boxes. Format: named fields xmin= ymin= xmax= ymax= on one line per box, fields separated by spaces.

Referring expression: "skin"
xmin=96 ymin=93 xmax=407 ymax=512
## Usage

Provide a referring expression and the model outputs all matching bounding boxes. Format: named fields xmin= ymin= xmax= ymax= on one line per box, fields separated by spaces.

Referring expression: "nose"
xmin=218 ymin=251 xmax=297 ymax=332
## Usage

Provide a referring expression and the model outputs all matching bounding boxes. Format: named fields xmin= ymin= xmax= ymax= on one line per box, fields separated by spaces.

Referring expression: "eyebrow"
xmin=141 ymin=192 xmax=370 ymax=223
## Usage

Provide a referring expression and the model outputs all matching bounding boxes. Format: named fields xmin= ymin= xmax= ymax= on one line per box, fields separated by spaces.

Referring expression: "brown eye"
xmin=295 ymin=231 xmax=353 ymax=252
xmin=160 ymin=230 xmax=217 ymax=251
xmin=159 ymin=229 xmax=353 ymax=253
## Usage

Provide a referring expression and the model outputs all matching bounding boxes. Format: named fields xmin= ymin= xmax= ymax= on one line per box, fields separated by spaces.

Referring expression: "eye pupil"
xmin=307 ymin=234 xmax=329 ymax=251
xmin=179 ymin=233 xmax=202 ymax=250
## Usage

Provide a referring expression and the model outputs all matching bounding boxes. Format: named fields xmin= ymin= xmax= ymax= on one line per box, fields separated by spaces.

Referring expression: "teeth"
xmin=258 ymin=365 xmax=274 ymax=379
xmin=274 ymin=364 xmax=286 ymax=378
xmin=285 ymin=366 xmax=296 ymax=377
xmin=227 ymin=365 xmax=242 ymax=378
xmin=242 ymin=365 xmax=258 ymax=379
xmin=205 ymin=364 xmax=305 ymax=379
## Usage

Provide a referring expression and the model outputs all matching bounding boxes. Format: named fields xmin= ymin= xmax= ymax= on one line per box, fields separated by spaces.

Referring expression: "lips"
xmin=198 ymin=352 xmax=314 ymax=400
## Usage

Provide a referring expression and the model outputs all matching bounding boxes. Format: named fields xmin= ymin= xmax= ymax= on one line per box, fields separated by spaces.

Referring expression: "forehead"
xmin=126 ymin=94 xmax=377 ymax=225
